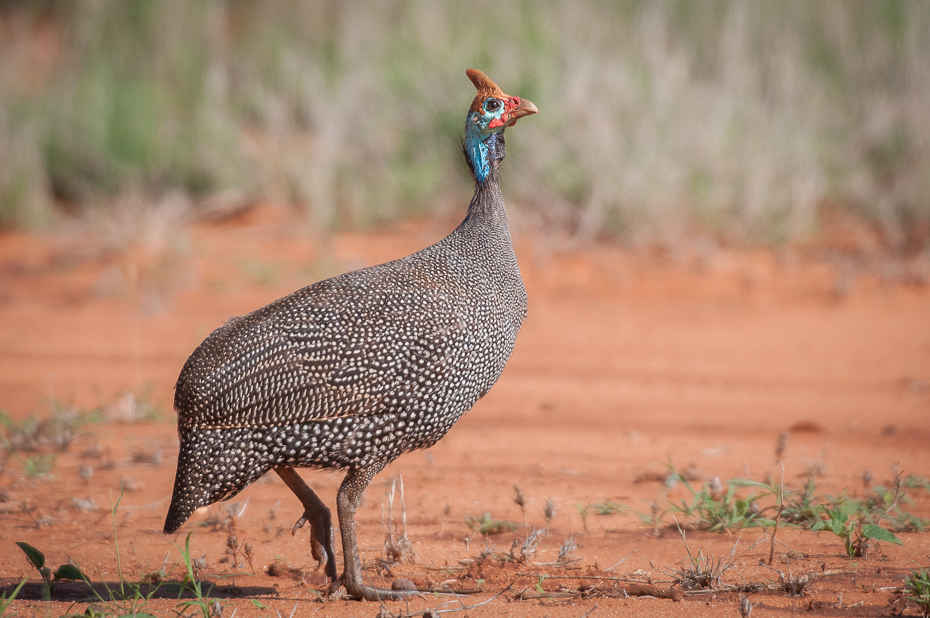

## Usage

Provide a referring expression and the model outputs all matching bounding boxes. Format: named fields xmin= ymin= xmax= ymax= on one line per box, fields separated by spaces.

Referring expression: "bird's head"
xmin=465 ymin=68 xmax=538 ymax=136
xmin=463 ymin=69 xmax=537 ymax=182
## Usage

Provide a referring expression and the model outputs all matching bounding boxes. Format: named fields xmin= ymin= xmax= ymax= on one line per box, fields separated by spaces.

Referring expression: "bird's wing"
xmin=175 ymin=283 xmax=471 ymax=430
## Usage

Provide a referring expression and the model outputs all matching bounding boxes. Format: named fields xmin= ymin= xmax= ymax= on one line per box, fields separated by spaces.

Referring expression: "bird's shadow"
xmin=3 ymin=579 xmax=280 ymax=602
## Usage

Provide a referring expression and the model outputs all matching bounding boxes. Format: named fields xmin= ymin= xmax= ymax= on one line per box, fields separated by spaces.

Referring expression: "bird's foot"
xmin=291 ymin=509 xmax=337 ymax=581
xmin=327 ymin=572 xmax=419 ymax=601
xmin=344 ymin=580 xmax=421 ymax=602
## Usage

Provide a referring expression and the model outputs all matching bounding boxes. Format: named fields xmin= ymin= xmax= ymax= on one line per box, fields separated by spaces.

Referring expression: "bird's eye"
xmin=485 ymin=99 xmax=502 ymax=112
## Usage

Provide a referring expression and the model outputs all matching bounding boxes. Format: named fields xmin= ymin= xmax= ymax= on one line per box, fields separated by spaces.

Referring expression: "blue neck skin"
xmin=465 ymin=118 xmax=503 ymax=183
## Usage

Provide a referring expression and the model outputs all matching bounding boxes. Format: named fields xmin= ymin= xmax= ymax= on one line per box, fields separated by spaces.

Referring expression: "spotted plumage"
xmin=164 ymin=69 xmax=537 ymax=601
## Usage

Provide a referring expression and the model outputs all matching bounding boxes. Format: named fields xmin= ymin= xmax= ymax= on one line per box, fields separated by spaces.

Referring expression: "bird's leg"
xmin=337 ymin=465 xmax=418 ymax=601
xmin=274 ymin=466 xmax=337 ymax=582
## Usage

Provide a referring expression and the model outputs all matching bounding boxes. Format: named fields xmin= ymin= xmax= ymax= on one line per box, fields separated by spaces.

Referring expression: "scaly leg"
xmin=337 ymin=465 xmax=418 ymax=601
xmin=274 ymin=466 xmax=337 ymax=582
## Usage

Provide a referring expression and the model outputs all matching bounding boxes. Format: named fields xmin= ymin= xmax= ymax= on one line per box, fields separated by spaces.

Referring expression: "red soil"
xmin=0 ymin=205 xmax=928 ymax=617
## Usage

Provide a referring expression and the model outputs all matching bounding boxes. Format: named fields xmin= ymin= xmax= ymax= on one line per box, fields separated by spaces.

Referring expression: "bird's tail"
xmin=163 ymin=431 xmax=210 ymax=534
xmin=163 ymin=427 xmax=270 ymax=534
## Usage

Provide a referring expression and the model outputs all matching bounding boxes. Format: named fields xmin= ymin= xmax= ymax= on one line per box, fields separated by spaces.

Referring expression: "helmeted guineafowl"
xmin=163 ymin=69 xmax=537 ymax=601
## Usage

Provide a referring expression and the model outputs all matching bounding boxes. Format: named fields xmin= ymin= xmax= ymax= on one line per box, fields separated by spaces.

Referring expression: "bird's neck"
xmin=465 ymin=125 xmax=505 ymax=184
xmin=463 ymin=126 xmax=509 ymax=226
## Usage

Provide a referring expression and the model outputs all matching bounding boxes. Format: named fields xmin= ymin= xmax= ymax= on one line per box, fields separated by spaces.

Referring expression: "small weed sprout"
xmin=784 ymin=573 xmax=809 ymax=596
xmin=739 ymin=594 xmax=755 ymax=617
xmin=573 ymin=500 xmax=591 ymax=532
xmin=106 ymin=385 xmax=164 ymax=423
xmin=202 ymin=499 xmax=248 ymax=532
xmin=759 ymin=561 xmax=812 ymax=596
xmin=513 ymin=484 xmax=529 ymax=527
xmin=177 ymin=532 xmax=216 ymax=618
xmin=510 ymin=528 xmax=540 ymax=563
xmin=129 ymin=439 xmax=163 ymax=465
xmin=904 ymin=568 xmax=930 ymax=617
xmin=243 ymin=543 xmax=256 ymax=574
xmin=658 ymin=520 xmax=737 ymax=591
xmin=79 ymin=464 xmax=94 ymax=483
xmin=543 ymin=498 xmax=556 ymax=532
xmin=557 ymin=536 xmax=578 ymax=564
xmin=671 ymin=545 xmax=735 ymax=590
xmin=774 ymin=430 xmax=789 ymax=460
xmin=225 ymin=532 xmax=243 ymax=569
xmin=22 ymin=453 xmax=57 ymax=479
xmin=382 ymin=475 xmax=414 ymax=563
xmin=779 ymin=476 xmax=821 ymax=526
xmin=535 ymin=574 xmax=548 ymax=594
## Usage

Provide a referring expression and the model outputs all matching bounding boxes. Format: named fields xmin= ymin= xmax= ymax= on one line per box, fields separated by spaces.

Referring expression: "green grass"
xmin=1 ymin=1 xmax=929 ymax=247
xmin=667 ymin=477 xmax=777 ymax=532
xmin=0 ymin=579 xmax=26 ymax=615
xmin=905 ymin=568 xmax=930 ymax=618
xmin=0 ymin=401 xmax=102 ymax=454
xmin=662 ymin=473 xmax=928 ymax=534
xmin=11 ymin=484 xmax=224 ymax=617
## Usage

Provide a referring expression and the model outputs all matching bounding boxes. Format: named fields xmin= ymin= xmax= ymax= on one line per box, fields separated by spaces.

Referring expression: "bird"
xmin=163 ymin=69 xmax=537 ymax=601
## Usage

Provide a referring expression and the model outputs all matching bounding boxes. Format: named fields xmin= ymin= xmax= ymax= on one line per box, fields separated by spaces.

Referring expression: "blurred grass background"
xmin=0 ymin=0 xmax=927 ymax=251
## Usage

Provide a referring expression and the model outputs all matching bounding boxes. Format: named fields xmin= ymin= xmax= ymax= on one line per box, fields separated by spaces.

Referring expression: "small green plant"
xmin=22 ymin=453 xmax=57 ymax=479
xmin=668 ymin=477 xmax=776 ymax=532
xmin=818 ymin=466 xmax=929 ymax=533
xmin=904 ymin=568 xmax=930 ymax=617
xmin=465 ymin=512 xmax=520 ymax=536
xmin=778 ymin=476 xmax=822 ymax=526
xmin=903 ymin=475 xmax=930 ymax=493
xmin=811 ymin=507 xmax=902 ymax=557
xmin=15 ymin=541 xmax=85 ymax=602
xmin=573 ymin=500 xmax=591 ymax=532
xmin=591 ymin=500 xmax=627 ymax=516
xmin=859 ymin=483 xmax=929 ymax=533
xmin=0 ymin=401 xmax=106 ymax=480
xmin=534 ymin=574 xmax=548 ymax=594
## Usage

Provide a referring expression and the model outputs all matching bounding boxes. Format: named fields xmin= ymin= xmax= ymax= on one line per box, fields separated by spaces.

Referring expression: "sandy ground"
xmin=0 ymin=205 xmax=928 ymax=617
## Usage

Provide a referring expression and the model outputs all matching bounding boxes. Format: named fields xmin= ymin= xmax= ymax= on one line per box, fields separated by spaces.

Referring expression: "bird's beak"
xmin=504 ymin=97 xmax=538 ymax=127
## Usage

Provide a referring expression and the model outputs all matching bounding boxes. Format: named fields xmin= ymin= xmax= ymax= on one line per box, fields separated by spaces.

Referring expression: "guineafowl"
xmin=163 ymin=69 xmax=537 ymax=601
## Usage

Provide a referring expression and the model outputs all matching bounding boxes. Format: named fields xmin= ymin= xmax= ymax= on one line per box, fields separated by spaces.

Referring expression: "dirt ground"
xmin=1 ymin=205 xmax=929 ymax=617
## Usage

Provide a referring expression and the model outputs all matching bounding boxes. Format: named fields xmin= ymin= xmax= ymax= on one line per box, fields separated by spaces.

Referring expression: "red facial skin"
xmin=488 ymin=96 xmax=534 ymax=129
